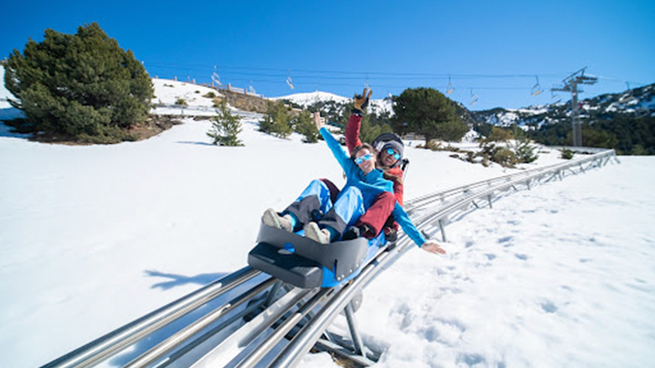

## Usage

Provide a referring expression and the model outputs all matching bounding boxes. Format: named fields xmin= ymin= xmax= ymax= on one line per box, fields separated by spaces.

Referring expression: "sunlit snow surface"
xmin=1 ymin=72 xmax=653 ymax=368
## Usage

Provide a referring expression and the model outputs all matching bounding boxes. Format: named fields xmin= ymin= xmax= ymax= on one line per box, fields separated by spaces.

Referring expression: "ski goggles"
xmin=386 ymin=148 xmax=401 ymax=160
xmin=354 ymin=153 xmax=374 ymax=165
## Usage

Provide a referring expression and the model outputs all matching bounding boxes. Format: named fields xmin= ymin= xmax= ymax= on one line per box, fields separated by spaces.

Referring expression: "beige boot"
xmin=304 ymin=222 xmax=331 ymax=244
xmin=262 ymin=208 xmax=293 ymax=232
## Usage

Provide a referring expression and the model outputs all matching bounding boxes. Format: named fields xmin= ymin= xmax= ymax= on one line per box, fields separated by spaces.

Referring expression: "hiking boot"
xmin=262 ymin=208 xmax=293 ymax=232
xmin=344 ymin=224 xmax=375 ymax=241
xmin=304 ymin=222 xmax=331 ymax=244
xmin=383 ymin=226 xmax=398 ymax=242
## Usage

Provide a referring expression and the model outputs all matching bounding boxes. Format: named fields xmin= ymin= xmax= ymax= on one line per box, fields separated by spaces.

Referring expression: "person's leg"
xmin=315 ymin=186 xmax=365 ymax=240
xmin=282 ymin=179 xmax=335 ymax=227
xmin=264 ymin=179 xmax=337 ymax=232
xmin=320 ymin=178 xmax=340 ymax=203
xmin=356 ymin=191 xmax=396 ymax=238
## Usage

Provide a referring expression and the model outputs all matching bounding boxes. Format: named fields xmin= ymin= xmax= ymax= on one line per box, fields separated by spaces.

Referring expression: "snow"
xmin=1 ymin=74 xmax=654 ymax=368
xmin=271 ymin=91 xmax=351 ymax=106
xmin=271 ymin=90 xmax=393 ymax=116
xmin=151 ymin=77 xmax=222 ymax=107
xmin=0 ymin=67 xmax=10 ymax=108
xmin=516 ymin=107 xmax=548 ymax=115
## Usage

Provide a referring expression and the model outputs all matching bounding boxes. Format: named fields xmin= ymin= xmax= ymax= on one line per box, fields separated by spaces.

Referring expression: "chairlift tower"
xmin=551 ymin=67 xmax=597 ymax=147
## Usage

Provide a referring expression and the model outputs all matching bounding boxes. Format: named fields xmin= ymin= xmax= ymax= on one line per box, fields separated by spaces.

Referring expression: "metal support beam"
xmin=265 ymin=280 xmax=284 ymax=307
xmin=438 ymin=218 xmax=447 ymax=242
xmin=344 ymin=304 xmax=365 ymax=357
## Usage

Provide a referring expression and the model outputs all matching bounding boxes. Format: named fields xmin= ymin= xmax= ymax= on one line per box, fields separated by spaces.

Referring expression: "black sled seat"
xmin=248 ymin=223 xmax=369 ymax=288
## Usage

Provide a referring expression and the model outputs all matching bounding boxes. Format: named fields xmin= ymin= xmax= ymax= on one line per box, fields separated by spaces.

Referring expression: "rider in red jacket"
xmin=345 ymin=88 xmax=405 ymax=240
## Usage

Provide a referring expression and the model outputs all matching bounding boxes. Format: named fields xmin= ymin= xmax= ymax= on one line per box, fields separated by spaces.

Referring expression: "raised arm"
xmin=315 ymin=112 xmax=354 ymax=173
xmin=346 ymin=88 xmax=372 ymax=153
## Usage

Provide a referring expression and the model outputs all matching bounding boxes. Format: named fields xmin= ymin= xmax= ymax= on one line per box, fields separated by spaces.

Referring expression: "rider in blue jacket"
xmin=262 ymin=113 xmax=445 ymax=255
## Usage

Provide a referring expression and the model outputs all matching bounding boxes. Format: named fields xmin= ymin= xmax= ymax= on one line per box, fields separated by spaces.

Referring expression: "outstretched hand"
xmin=314 ymin=112 xmax=324 ymax=131
xmin=354 ymin=88 xmax=373 ymax=111
xmin=421 ymin=240 xmax=446 ymax=255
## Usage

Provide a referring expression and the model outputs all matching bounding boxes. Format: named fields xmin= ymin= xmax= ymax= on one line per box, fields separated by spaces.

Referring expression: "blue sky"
xmin=2 ymin=0 xmax=654 ymax=110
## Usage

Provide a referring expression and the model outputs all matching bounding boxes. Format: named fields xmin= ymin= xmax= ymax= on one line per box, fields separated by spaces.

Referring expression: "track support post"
xmin=344 ymin=303 xmax=365 ymax=357
xmin=438 ymin=218 xmax=447 ymax=242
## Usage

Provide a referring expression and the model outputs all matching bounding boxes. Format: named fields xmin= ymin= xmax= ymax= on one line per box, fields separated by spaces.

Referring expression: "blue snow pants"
xmin=282 ymin=179 xmax=365 ymax=238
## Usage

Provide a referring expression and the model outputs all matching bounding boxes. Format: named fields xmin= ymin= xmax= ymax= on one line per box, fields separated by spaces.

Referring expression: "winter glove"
xmin=353 ymin=88 xmax=373 ymax=115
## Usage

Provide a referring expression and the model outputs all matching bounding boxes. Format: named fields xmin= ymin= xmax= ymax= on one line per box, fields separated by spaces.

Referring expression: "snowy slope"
xmin=1 ymin=75 xmax=654 ymax=368
xmin=151 ymin=77 xmax=222 ymax=108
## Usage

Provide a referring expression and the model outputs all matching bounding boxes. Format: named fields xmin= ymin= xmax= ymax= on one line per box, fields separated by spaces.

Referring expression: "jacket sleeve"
xmin=392 ymin=203 xmax=426 ymax=247
xmin=388 ymin=167 xmax=404 ymax=206
xmin=393 ymin=179 xmax=404 ymax=207
xmin=320 ymin=127 xmax=353 ymax=173
xmin=345 ymin=113 xmax=363 ymax=154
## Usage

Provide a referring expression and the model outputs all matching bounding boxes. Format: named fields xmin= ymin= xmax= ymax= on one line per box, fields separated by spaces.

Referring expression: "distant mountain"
xmin=270 ymin=85 xmax=655 ymax=154
xmin=271 ymin=84 xmax=655 ymax=129
xmin=271 ymin=91 xmax=393 ymax=115
xmin=272 ymin=91 xmax=350 ymax=106
xmin=470 ymin=83 xmax=655 ymax=128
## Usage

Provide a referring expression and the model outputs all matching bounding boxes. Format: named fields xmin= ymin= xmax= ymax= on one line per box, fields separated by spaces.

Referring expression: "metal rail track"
xmin=40 ymin=149 xmax=618 ymax=368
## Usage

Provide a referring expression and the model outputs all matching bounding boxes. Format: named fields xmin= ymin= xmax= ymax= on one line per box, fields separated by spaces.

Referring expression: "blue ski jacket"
xmin=320 ymin=127 xmax=426 ymax=247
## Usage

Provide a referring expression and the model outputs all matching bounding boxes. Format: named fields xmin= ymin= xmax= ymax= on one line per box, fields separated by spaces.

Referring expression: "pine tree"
xmin=259 ymin=101 xmax=293 ymax=138
xmin=207 ymin=100 xmax=243 ymax=146
xmin=293 ymin=110 xmax=320 ymax=143
xmin=392 ymin=87 xmax=467 ymax=146
xmin=4 ymin=22 xmax=153 ymax=142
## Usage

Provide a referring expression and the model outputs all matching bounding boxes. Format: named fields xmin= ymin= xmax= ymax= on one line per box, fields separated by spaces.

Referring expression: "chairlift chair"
xmin=531 ymin=76 xmax=543 ymax=96
xmin=619 ymin=82 xmax=632 ymax=103
xmin=211 ymin=72 xmax=221 ymax=86
xmin=447 ymin=76 xmax=454 ymax=95
xmin=286 ymin=70 xmax=295 ymax=90
xmin=470 ymin=89 xmax=479 ymax=106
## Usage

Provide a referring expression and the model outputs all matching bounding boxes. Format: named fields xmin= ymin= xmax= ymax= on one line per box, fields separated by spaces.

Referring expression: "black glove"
xmin=353 ymin=88 xmax=372 ymax=115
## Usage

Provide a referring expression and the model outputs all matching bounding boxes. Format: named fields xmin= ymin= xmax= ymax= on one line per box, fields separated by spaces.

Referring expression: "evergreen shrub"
xmin=4 ymin=22 xmax=153 ymax=143
xmin=207 ymin=100 xmax=243 ymax=146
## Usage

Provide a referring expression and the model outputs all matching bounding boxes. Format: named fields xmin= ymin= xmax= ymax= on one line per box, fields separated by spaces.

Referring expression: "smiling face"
xmin=380 ymin=148 xmax=400 ymax=168
xmin=354 ymin=148 xmax=376 ymax=174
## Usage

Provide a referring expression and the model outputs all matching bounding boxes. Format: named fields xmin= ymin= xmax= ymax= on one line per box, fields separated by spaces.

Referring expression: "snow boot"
xmin=304 ymin=222 xmax=331 ymax=244
xmin=262 ymin=208 xmax=293 ymax=232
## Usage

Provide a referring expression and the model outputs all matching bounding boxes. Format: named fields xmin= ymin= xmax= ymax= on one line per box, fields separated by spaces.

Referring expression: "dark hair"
xmin=383 ymin=170 xmax=403 ymax=185
xmin=350 ymin=143 xmax=375 ymax=161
